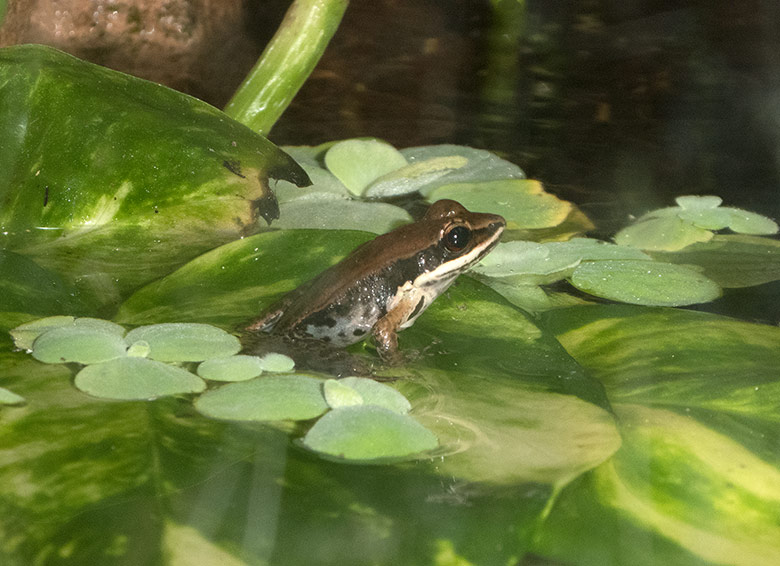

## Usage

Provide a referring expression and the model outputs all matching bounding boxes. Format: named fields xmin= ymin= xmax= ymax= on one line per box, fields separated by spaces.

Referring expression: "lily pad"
xmin=428 ymin=179 xmax=572 ymax=230
xmin=10 ymin=315 xmax=76 ymax=351
xmin=194 ymin=374 xmax=328 ymax=422
xmin=74 ymin=356 xmax=206 ymax=400
xmin=197 ymin=355 xmax=265 ymax=382
xmin=124 ymin=323 xmax=240 ymax=362
xmin=569 ymin=260 xmax=721 ymax=306
xmin=363 ymin=156 xmax=469 ymax=198
xmin=324 ymin=139 xmax=408 ymax=196
xmin=0 ymin=387 xmax=25 ymax=405
xmin=614 ymin=215 xmax=714 ymax=252
xmin=339 ymin=377 xmax=411 ymax=414
xmin=322 ymin=379 xmax=364 ymax=409
xmin=32 ymin=326 xmax=128 ymax=364
xmin=301 ymin=405 xmax=438 ymax=461
xmin=257 ymin=352 xmax=296 ymax=373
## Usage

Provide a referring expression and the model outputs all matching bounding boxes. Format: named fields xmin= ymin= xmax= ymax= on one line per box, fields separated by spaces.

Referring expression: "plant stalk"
xmin=224 ymin=0 xmax=349 ymax=135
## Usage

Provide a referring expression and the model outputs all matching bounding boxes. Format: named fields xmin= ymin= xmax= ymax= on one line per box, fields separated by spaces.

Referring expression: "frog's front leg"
xmin=372 ymin=290 xmax=422 ymax=364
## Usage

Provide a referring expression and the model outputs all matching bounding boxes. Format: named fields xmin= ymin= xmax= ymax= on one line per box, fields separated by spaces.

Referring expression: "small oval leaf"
xmin=339 ymin=377 xmax=411 ymax=414
xmin=194 ymin=374 xmax=328 ymax=422
xmin=74 ymin=357 xmax=206 ymax=400
xmin=323 ymin=379 xmax=364 ymax=409
xmin=32 ymin=327 xmax=128 ymax=364
xmin=257 ymin=352 xmax=296 ymax=373
xmin=124 ymin=323 xmax=240 ymax=362
xmin=324 ymin=139 xmax=408 ymax=196
xmin=197 ymin=355 xmax=265 ymax=382
xmin=570 ymin=260 xmax=722 ymax=306
xmin=302 ymin=405 xmax=438 ymax=462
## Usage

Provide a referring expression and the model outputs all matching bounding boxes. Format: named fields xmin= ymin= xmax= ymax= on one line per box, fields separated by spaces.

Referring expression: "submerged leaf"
xmin=570 ymin=260 xmax=721 ymax=306
xmin=74 ymin=357 xmax=206 ymax=400
xmin=0 ymin=387 xmax=25 ymax=405
xmin=273 ymin=199 xmax=412 ymax=233
xmin=302 ymin=406 xmax=438 ymax=461
xmin=124 ymin=323 xmax=240 ymax=362
xmin=194 ymin=374 xmax=328 ymax=421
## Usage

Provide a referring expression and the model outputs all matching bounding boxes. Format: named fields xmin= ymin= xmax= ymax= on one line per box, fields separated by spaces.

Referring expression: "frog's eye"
xmin=443 ymin=224 xmax=471 ymax=252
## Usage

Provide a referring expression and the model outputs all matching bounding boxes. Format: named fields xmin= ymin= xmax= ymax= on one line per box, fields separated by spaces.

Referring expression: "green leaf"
xmin=116 ymin=230 xmax=372 ymax=326
xmin=257 ymin=352 xmax=296 ymax=373
xmin=614 ymin=216 xmax=714 ymax=251
xmin=0 ymin=44 xmax=309 ymax=299
xmin=196 ymin=355 xmax=265 ymax=382
xmin=721 ymin=207 xmax=779 ymax=234
xmin=675 ymin=195 xmax=723 ymax=210
xmin=400 ymin=144 xmax=526 ymax=196
xmin=363 ymin=156 xmax=469 ymax=198
xmin=650 ymin=234 xmax=780 ymax=288
xmin=302 ymin=406 xmax=438 ymax=461
xmin=322 ymin=379 xmax=364 ymax=409
xmin=324 ymin=139 xmax=408 ymax=196
xmin=74 ymin=357 xmax=206 ymax=400
xmin=32 ymin=326 xmax=128 ymax=364
xmin=194 ymin=374 xmax=328 ymax=422
xmin=124 ymin=323 xmax=240 ymax=362
xmin=339 ymin=376 xmax=411 ymax=414
xmin=273 ymin=199 xmax=412 ymax=233
xmin=570 ymin=260 xmax=721 ymax=306
xmin=428 ymin=179 xmax=573 ymax=230
xmin=0 ymin=387 xmax=25 ymax=405
xmin=12 ymin=316 xmax=127 ymax=352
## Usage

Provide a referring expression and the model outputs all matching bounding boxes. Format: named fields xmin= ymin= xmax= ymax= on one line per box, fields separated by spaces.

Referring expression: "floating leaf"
xmin=675 ymin=195 xmax=723 ymax=210
xmin=32 ymin=326 xmax=128 ymax=364
xmin=257 ymin=352 xmax=296 ymax=373
xmin=194 ymin=374 xmax=328 ymax=421
xmin=124 ymin=323 xmax=240 ymax=362
xmin=322 ymin=379 xmax=364 ymax=409
xmin=74 ymin=357 xmax=206 ymax=400
xmin=614 ymin=215 xmax=714 ymax=251
xmin=569 ymin=260 xmax=721 ymax=306
xmin=363 ymin=156 xmax=469 ymax=198
xmin=197 ymin=355 xmax=265 ymax=382
xmin=273 ymin=199 xmax=412 ymax=233
xmin=401 ymin=144 xmax=526 ymax=196
xmin=651 ymin=234 xmax=780 ymax=288
xmin=722 ymin=207 xmax=779 ymax=235
xmin=10 ymin=315 xmax=76 ymax=351
xmin=126 ymin=340 xmax=150 ymax=358
xmin=428 ymin=179 xmax=572 ymax=230
xmin=324 ymin=139 xmax=408 ymax=196
xmin=339 ymin=377 xmax=411 ymax=414
xmin=302 ymin=406 xmax=438 ymax=461
xmin=0 ymin=387 xmax=25 ymax=405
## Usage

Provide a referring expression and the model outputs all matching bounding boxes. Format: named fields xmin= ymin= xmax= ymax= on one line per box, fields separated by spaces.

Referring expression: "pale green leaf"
xmin=124 ymin=323 xmax=240 ymax=362
xmin=339 ymin=377 xmax=411 ymax=414
xmin=614 ymin=216 xmax=714 ymax=251
xmin=324 ymin=139 xmax=408 ymax=196
xmin=273 ymin=199 xmax=412 ymax=234
xmin=197 ymin=355 xmax=265 ymax=382
xmin=363 ymin=156 xmax=469 ymax=198
xmin=675 ymin=195 xmax=723 ymax=210
xmin=32 ymin=326 xmax=128 ymax=364
xmin=0 ymin=387 xmax=25 ymax=405
xmin=722 ymin=207 xmax=779 ymax=235
xmin=322 ymin=379 xmax=364 ymax=409
xmin=302 ymin=405 xmax=438 ymax=461
xmin=570 ymin=260 xmax=721 ymax=306
xmin=74 ymin=356 xmax=206 ymax=400
xmin=257 ymin=352 xmax=295 ymax=373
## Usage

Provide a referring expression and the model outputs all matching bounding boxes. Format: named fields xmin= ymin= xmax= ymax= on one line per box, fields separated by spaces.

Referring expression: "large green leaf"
xmin=534 ymin=305 xmax=780 ymax=565
xmin=0 ymin=44 xmax=309 ymax=297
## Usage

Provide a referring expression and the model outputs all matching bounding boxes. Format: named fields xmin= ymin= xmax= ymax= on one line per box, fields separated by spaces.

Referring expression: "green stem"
xmin=224 ymin=0 xmax=349 ymax=135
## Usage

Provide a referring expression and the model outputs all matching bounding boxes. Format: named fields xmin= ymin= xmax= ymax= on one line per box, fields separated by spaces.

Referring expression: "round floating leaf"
xmin=124 ymin=323 xmax=240 ymax=362
xmin=400 ymin=144 xmax=526 ymax=196
xmin=339 ymin=377 xmax=411 ymax=414
xmin=74 ymin=357 xmax=206 ymax=400
xmin=675 ymin=195 xmax=723 ymax=210
xmin=722 ymin=207 xmax=779 ymax=235
xmin=11 ymin=316 xmax=125 ymax=352
xmin=363 ymin=156 xmax=468 ymax=198
xmin=32 ymin=326 xmax=128 ymax=364
xmin=302 ymin=406 xmax=438 ymax=461
xmin=273 ymin=199 xmax=412 ymax=234
xmin=0 ymin=387 xmax=26 ymax=405
xmin=324 ymin=139 xmax=408 ymax=196
xmin=194 ymin=374 xmax=328 ymax=422
xmin=257 ymin=352 xmax=295 ymax=373
xmin=570 ymin=260 xmax=721 ymax=306
xmin=323 ymin=379 xmax=364 ymax=409
xmin=677 ymin=207 xmax=731 ymax=230
xmin=614 ymin=216 xmax=714 ymax=251
xmin=197 ymin=355 xmax=264 ymax=382
xmin=428 ymin=179 xmax=572 ymax=230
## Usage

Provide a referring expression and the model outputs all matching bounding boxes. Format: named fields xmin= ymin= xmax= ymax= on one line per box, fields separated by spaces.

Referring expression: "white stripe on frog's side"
xmin=385 ymin=234 xmax=500 ymax=330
